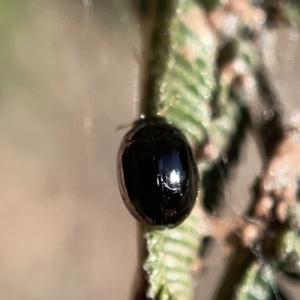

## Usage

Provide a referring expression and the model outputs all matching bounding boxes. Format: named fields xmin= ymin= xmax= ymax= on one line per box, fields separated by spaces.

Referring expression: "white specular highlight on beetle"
xmin=169 ymin=170 xmax=180 ymax=184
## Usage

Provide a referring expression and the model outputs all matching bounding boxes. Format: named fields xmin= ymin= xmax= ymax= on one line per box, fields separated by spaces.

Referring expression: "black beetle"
xmin=117 ymin=117 xmax=199 ymax=229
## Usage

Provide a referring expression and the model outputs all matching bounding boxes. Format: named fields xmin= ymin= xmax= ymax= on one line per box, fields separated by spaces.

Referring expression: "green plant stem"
xmin=133 ymin=225 xmax=149 ymax=300
xmin=133 ymin=2 xmax=177 ymax=295
xmin=139 ymin=0 xmax=176 ymax=118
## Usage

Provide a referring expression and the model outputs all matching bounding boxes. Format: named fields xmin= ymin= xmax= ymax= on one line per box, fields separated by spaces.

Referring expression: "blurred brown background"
xmin=0 ymin=1 xmax=137 ymax=299
xmin=1 ymin=0 xmax=300 ymax=299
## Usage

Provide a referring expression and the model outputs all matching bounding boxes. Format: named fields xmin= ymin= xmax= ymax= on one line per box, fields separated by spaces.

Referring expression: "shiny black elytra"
xmin=117 ymin=117 xmax=199 ymax=229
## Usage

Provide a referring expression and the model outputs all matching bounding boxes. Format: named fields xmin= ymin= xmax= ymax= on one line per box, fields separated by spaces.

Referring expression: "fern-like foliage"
xmin=131 ymin=0 xmax=300 ymax=298
xmin=144 ymin=201 xmax=203 ymax=300
xmin=143 ymin=1 xmax=241 ymax=299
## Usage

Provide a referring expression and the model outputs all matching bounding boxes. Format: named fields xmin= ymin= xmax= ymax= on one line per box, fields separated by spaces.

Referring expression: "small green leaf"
xmin=279 ymin=0 xmax=300 ymax=27
xmin=234 ymin=261 xmax=275 ymax=300
xmin=286 ymin=203 xmax=300 ymax=229
xmin=276 ymin=227 xmax=300 ymax=277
